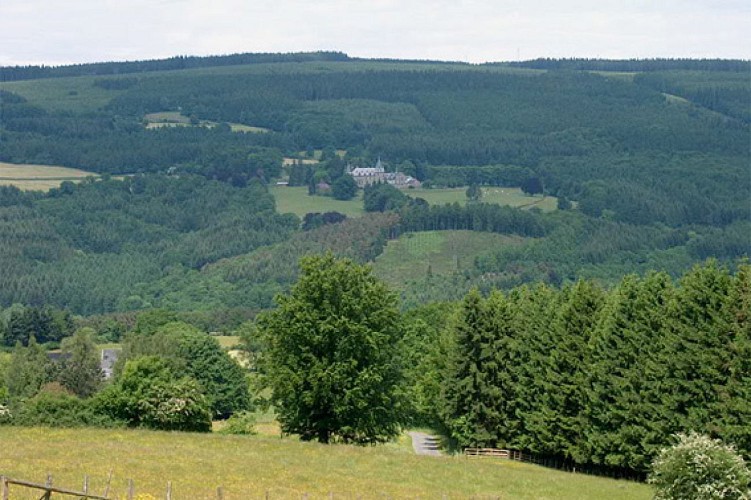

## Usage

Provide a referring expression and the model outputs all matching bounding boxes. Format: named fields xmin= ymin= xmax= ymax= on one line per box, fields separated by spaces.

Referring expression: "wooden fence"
xmin=462 ymin=447 xmax=645 ymax=481
xmin=0 ymin=473 xmax=231 ymax=500
xmin=1 ymin=474 xmax=109 ymax=500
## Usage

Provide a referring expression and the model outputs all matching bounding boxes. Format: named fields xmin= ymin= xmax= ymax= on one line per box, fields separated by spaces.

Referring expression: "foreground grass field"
xmin=0 ymin=162 xmax=98 ymax=191
xmin=0 ymin=427 xmax=651 ymax=499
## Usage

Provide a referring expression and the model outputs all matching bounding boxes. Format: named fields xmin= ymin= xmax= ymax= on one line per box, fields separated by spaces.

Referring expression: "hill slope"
xmin=0 ymin=427 xmax=652 ymax=499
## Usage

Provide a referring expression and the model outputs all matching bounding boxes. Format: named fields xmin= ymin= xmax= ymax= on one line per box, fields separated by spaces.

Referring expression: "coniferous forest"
xmin=0 ymin=53 xmax=749 ymax=478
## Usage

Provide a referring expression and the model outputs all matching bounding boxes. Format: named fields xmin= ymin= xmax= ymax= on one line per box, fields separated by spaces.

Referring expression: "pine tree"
xmin=582 ymin=272 xmax=675 ymax=470
xmin=663 ymin=261 xmax=734 ymax=437
xmin=708 ymin=263 xmax=751 ymax=456
xmin=538 ymin=280 xmax=603 ymax=460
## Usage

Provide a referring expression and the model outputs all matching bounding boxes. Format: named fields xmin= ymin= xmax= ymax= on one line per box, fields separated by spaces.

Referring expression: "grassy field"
xmin=143 ymin=112 xmax=269 ymax=133
xmin=416 ymin=187 xmax=558 ymax=212
xmin=373 ymin=231 xmax=524 ymax=287
xmin=271 ymin=186 xmax=557 ymax=219
xmin=270 ymin=186 xmax=366 ymax=218
xmin=0 ymin=162 xmax=98 ymax=191
xmin=0 ymin=76 xmax=122 ymax=112
xmin=0 ymin=427 xmax=651 ymax=499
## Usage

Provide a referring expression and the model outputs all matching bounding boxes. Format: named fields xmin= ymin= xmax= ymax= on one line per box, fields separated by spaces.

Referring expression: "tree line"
xmin=430 ymin=261 xmax=750 ymax=474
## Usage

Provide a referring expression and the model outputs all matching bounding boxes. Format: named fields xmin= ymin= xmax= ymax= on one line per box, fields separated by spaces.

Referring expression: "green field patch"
xmin=143 ymin=111 xmax=270 ymax=133
xmin=373 ymin=230 xmax=525 ymax=287
xmin=413 ymin=187 xmax=558 ymax=212
xmin=0 ymin=427 xmax=651 ymax=499
xmin=0 ymin=162 xmax=98 ymax=191
xmin=271 ymin=186 xmax=557 ymax=219
xmin=271 ymin=186 xmax=365 ymax=218
xmin=283 ymin=157 xmax=320 ymax=166
xmin=0 ymin=76 xmax=123 ymax=112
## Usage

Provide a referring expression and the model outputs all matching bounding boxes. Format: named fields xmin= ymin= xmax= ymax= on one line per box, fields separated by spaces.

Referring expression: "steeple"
xmin=375 ymin=156 xmax=384 ymax=172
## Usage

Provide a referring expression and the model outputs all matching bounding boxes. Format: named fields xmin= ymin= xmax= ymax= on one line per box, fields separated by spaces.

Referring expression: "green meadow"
xmin=373 ymin=230 xmax=525 ymax=287
xmin=270 ymin=186 xmax=557 ymax=219
xmin=0 ymin=427 xmax=651 ymax=499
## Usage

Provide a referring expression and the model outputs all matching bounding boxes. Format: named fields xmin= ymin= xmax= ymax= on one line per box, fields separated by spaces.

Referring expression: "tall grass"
xmin=0 ymin=427 xmax=651 ymax=499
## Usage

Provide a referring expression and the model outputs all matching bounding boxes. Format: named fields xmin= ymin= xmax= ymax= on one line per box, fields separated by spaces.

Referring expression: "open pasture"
xmin=270 ymin=186 xmax=365 ymax=218
xmin=416 ymin=187 xmax=558 ymax=212
xmin=0 ymin=162 xmax=97 ymax=191
xmin=373 ymin=230 xmax=525 ymax=286
xmin=0 ymin=427 xmax=651 ymax=499
xmin=270 ymin=186 xmax=557 ymax=219
xmin=143 ymin=112 xmax=269 ymax=133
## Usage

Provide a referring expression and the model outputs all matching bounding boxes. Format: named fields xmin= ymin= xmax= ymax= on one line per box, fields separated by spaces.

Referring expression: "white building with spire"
xmin=346 ymin=158 xmax=421 ymax=189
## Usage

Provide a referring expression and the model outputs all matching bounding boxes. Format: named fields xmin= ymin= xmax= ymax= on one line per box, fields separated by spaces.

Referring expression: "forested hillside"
xmin=0 ymin=53 xmax=748 ymax=316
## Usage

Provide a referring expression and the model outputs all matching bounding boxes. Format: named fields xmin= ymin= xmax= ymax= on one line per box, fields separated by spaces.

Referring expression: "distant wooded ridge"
xmin=1 ymin=51 xmax=748 ymax=82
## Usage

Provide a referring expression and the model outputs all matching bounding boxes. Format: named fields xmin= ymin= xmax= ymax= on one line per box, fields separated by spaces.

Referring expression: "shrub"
xmin=94 ymin=356 xmax=211 ymax=432
xmin=649 ymin=432 xmax=751 ymax=500
xmin=218 ymin=411 xmax=257 ymax=435
xmin=12 ymin=390 xmax=122 ymax=428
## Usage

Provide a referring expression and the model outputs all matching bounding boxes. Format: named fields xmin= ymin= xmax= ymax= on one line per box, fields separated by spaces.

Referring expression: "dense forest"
xmin=0 ymin=53 xmax=748 ymax=318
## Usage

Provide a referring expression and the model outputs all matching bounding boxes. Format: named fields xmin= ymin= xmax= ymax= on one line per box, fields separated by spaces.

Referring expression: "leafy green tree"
xmin=58 ymin=328 xmax=103 ymax=398
xmin=521 ymin=176 xmax=543 ymax=196
xmin=465 ymin=183 xmax=482 ymax=202
xmin=331 ymin=174 xmax=358 ymax=200
xmin=258 ymin=254 xmax=405 ymax=444
xmin=95 ymin=355 xmax=211 ymax=432
xmin=363 ymin=182 xmax=408 ymax=212
xmin=6 ymin=337 xmax=54 ymax=399
xmin=0 ymin=353 xmax=11 ymax=402
xmin=649 ymin=432 xmax=751 ymax=500
xmin=120 ymin=321 xmax=250 ymax=418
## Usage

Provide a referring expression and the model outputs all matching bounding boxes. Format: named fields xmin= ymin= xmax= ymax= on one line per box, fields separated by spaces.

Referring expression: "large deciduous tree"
xmin=258 ymin=254 xmax=405 ymax=444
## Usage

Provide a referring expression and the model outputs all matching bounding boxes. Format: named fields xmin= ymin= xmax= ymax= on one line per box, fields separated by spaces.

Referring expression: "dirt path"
xmin=408 ymin=431 xmax=442 ymax=456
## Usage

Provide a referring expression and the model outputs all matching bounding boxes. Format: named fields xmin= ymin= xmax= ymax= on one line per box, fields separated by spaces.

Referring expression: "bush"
xmin=649 ymin=432 xmax=751 ymax=500
xmin=218 ymin=411 xmax=257 ymax=435
xmin=94 ymin=356 xmax=211 ymax=432
xmin=12 ymin=389 xmax=122 ymax=428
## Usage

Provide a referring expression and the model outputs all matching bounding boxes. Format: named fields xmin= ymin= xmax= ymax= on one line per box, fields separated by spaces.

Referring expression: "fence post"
xmin=127 ymin=478 xmax=135 ymax=500
xmin=103 ymin=470 xmax=113 ymax=498
xmin=1 ymin=476 xmax=8 ymax=500
xmin=217 ymin=486 xmax=224 ymax=500
xmin=83 ymin=475 xmax=89 ymax=495
xmin=167 ymin=480 xmax=172 ymax=500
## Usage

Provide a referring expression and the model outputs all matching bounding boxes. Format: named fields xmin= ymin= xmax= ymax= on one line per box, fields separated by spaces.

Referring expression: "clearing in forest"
xmin=0 ymin=162 xmax=98 ymax=191
xmin=143 ymin=111 xmax=269 ymax=133
xmin=373 ymin=230 xmax=525 ymax=287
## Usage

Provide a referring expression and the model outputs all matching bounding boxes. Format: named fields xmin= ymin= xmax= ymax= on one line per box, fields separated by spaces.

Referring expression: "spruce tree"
xmin=537 ymin=280 xmax=603 ymax=460
xmin=582 ymin=272 xmax=675 ymax=470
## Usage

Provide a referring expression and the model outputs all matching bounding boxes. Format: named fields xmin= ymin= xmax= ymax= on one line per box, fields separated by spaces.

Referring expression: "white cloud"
xmin=0 ymin=0 xmax=748 ymax=66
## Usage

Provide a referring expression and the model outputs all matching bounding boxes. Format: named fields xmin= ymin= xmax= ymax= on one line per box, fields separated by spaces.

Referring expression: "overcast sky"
xmin=1 ymin=0 xmax=749 ymax=66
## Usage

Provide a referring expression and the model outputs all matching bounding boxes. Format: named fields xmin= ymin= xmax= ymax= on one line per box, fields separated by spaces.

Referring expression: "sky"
xmin=1 ymin=0 xmax=749 ymax=66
